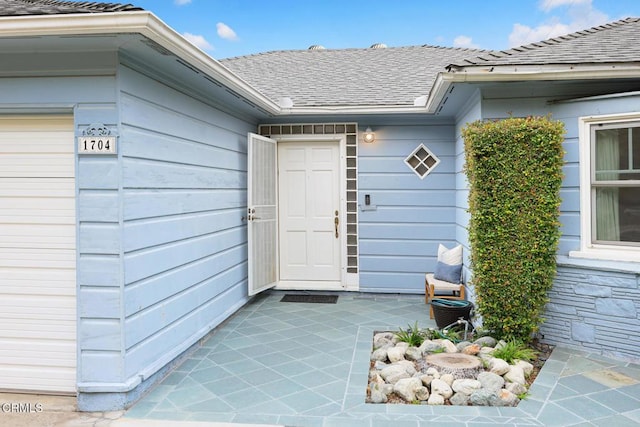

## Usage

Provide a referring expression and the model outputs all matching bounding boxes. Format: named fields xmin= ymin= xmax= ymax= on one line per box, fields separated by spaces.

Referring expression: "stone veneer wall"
xmin=540 ymin=256 xmax=640 ymax=362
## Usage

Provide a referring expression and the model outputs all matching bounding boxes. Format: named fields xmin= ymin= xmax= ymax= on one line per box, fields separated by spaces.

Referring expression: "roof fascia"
xmin=280 ymin=105 xmax=435 ymax=115
xmin=0 ymin=12 xmax=281 ymax=115
xmin=426 ymin=63 xmax=640 ymax=113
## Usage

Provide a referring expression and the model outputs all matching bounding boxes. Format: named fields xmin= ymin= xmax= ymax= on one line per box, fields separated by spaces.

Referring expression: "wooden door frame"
xmin=274 ymin=135 xmax=348 ymax=291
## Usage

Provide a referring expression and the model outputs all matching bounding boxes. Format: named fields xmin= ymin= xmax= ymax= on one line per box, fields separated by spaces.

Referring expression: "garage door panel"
xmin=0 ymin=155 xmax=74 ymax=178
xmin=0 ymin=178 xmax=75 ymax=197
xmin=0 ymin=225 xmax=75 ymax=249
xmin=0 ymin=115 xmax=77 ymax=394
xmin=0 ymin=131 xmax=75 ymax=152
xmin=0 ymin=322 xmax=76 ymax=341
xmin=0 ymin=248 xmax=76 ymax=268
xmin=0 ymin=196 xmax=76 ymax=211
xmin=0 ymin=268 xmax=75 ymax=293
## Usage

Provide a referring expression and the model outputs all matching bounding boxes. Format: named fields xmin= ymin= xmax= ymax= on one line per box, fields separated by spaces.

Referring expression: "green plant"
xmin=462 ymin=116 xmax=565 ymax=342
xmin=395 ymin=321 xmax=425 ymax=347
xmin=492 ymin=339 xmax=537 ymax=364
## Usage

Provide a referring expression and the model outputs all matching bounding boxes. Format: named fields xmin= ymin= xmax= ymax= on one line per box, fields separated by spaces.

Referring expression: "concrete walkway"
xmin=2 ymin=291 xmax=640 ymax=426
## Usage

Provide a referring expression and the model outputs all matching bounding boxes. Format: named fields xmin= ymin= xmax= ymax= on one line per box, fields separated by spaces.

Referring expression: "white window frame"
xmin=571 ymin=112 xmax=640 ymax=262
xmin=404 ymin=143 xmax=440 ymax=179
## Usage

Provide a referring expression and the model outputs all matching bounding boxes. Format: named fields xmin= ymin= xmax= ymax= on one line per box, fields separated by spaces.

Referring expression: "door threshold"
xmin=275 ymin=281 xmax=345 ymax=291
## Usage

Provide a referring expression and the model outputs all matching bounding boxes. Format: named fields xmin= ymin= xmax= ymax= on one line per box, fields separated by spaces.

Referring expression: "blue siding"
xmin=358 ymin=123 xmax=457 ymax=293
xmin=116 ymin=64 xmax=255 ymax=381
xmin=454 ymin=90 xmax=481 ymax=298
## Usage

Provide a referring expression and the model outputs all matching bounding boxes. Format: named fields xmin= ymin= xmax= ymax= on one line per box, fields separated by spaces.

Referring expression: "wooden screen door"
xmin=247 ymin=133 xmax=278 ymax=296
xmin=277 ymin=141 xmax=341 ymax=284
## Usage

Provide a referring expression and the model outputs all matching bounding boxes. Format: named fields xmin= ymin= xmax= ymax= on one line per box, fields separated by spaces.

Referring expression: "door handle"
xmin=334 ymin=212 xmax=339 ymax=238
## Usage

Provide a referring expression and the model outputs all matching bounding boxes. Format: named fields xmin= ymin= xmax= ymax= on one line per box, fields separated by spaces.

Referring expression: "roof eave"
xmin=426 ymin=63 xmax=640 ymax=113
xmin=0 ymin=12 xmax=282 ymax=115
xmin=279 ymin=105 xmax=434 ymax=115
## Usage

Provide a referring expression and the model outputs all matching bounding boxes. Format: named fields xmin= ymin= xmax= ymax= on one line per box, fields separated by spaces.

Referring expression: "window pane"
xmin=594 ymin=186 xmax=640 ymax=244
xmin=634 ymin=127 xmax=640 ymax=177
xmin=594 ymin=128 xmax=627 ymax=180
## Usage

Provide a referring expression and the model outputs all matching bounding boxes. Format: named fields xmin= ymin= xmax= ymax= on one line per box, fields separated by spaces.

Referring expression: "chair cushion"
xmin=433 ymin=244 xmax=462 ymax=284
xmin=425 ymin=273 xmax=462 ymax=291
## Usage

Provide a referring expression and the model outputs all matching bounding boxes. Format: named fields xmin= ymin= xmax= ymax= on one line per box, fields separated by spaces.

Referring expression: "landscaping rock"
xmin=393 ymin=377 xmax=423 ymax=402
xmin=373 ymin=360 xmax=388 ymax=370
xmin=506 ymin=382 xmax=527 ymax=396
xmin=430 ymin=378 xmax=453 ymax=399
xmin=373 ymin=332 xmax=395 ymax=349
xmin=450 ymin=392 xmax=470 ymax=406
xmin=419 ymin=339 xmax=442 ymax=353
xmin=474 ymin=336 xmax=497 ymax=347
xmin=515 ymin=360 xmax=534 ymax=377
xmin=405 ymin=346 xmax=423 ymax=361
xmin=477 ymin=371 xmax=505 ymax=392
xmin=452 ymin=378 xmax=482 ymax=395
xmin=488 ymin=357 xmax=510 ymax=376
xmin=419 ymin=374 xmax=435 ymax=387
xmin=427 ymin=393 xmax=445 ymax=405
xmin=462 ymin=343 xmax=481 ymax=355
xmin=380 ymin=365 xmax=410 ymax=384
xmin=369 ymin=383 xmax=388 ymax=403
xmin=437 ymin=339 xmax=458 ymax=353
xmin=440 ymin=373 xmax=454 ymax=386
xmin=415 ymin=386 xmax=430 ymax=401
xmin=367 ymin=331 xmax=540 ymax=407
xmin=456 ymin=341 xmax=473 ymax=352
xmin=371 ymin=348 xmax=388 ymax=361
xmin=387 ymin=346 xmax=406 ymax=362
xmin=491 ymin=389 xmax=519 ymax=407
xmin=469 ymin=388 xmax=494 ymax=406
xmin=504 ymin=365 xmax=526 ymax=385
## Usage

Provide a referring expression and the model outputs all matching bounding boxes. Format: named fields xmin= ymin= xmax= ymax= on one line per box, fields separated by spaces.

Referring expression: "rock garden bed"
xmin=367 ymin=328 xmax=552 ymax=406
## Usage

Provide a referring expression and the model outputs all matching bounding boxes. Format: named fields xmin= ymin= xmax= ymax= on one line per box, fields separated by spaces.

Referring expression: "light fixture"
xmin=363 ymin=126 xmax=375 ymax=143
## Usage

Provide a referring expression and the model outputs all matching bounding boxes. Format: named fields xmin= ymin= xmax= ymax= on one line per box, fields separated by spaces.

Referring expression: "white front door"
xmin=278 ymin=141 xmax=341 ymax=285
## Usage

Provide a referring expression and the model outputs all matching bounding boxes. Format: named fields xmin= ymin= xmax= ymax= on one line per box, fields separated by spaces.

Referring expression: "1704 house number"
xmin=78 ymin=136 xmax=116 ymax=154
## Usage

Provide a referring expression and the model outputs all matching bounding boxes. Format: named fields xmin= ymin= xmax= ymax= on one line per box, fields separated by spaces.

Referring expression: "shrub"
xmin=462 ymin=116 xmax=565 ymax=342
xmin=395 ymin=321 xmax=425 ymax=347
xmin=492 ymin=339 xmax=538 ymax=364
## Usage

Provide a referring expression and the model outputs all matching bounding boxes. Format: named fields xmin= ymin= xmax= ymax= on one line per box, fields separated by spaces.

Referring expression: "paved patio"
xmin=124 ymin=291 xmax=640 ymax=426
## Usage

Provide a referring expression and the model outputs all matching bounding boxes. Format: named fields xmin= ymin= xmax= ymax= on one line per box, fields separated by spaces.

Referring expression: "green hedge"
xmin=462 ymin=116 xmax=565 ymax=341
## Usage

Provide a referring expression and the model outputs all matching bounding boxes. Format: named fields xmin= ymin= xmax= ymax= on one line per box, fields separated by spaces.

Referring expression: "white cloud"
xmin=453 ymin=35 xmax=480 ymax=49
xmin=539 ymin=0 xmax=590 ymax=12
xmin=174 ymin=0 xmax=192 ymax=5
xmin=509 ymin=0 xmax=609 ymax=47
xmin=509 ymin=21 xmax=570 ymax=47
xmin=182 ymin=32 xmax=214 ymax=51
xmin=216 ymin=22 xmax=238 ymax=41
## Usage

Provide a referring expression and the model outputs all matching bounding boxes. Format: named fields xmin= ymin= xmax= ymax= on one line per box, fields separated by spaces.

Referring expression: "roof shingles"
xmin=0 ymin=0 xmax=142 ymax=15
xmin=451 ymin=17 xmax=640 ymax=67
xmin=221 ymin=45 xmax=487 ymax=108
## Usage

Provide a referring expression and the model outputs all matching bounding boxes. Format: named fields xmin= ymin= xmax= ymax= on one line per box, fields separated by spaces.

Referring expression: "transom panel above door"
xmin=278 ymin=141 xmax=342 ymax=285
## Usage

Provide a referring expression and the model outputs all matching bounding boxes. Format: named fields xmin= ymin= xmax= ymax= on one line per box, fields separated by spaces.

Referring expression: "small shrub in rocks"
xmin=367 ymin=329 xmax=550 ymax=407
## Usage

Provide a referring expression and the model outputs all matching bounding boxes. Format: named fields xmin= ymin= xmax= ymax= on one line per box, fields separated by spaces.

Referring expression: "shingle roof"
xmin=221 ymin=45 xmax=488 ymax=108
xmin=0 ymin=0 xmax=142 ymax=15
xmin=451 ymin=17 xmax=640 ymax=67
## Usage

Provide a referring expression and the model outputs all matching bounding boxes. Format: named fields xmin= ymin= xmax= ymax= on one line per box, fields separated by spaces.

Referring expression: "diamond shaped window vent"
xmin=405 ymin=143 xmax=440 ymax=179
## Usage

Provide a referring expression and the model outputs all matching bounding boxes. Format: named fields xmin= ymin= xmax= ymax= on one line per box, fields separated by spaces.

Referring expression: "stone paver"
xmin=2 ymin=291 xmax=639 ymax=427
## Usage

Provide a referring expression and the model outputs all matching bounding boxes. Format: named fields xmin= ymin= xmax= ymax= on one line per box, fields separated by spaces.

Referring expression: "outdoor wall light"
xmin=363 ymin=127 xmax=375 ymax=143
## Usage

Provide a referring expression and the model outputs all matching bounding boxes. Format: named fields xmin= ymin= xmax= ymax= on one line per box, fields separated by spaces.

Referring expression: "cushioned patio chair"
xmin=425 ymin=244 xmax=465 ymax=319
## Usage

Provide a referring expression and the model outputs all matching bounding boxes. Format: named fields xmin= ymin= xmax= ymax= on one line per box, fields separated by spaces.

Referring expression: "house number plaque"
xmin=77 ymin=123 xmax=117 ymax=154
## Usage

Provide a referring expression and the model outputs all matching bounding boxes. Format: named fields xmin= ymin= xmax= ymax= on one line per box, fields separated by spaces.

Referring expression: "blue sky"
xmin=131 ymin=0 xmax=639 ymax=59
